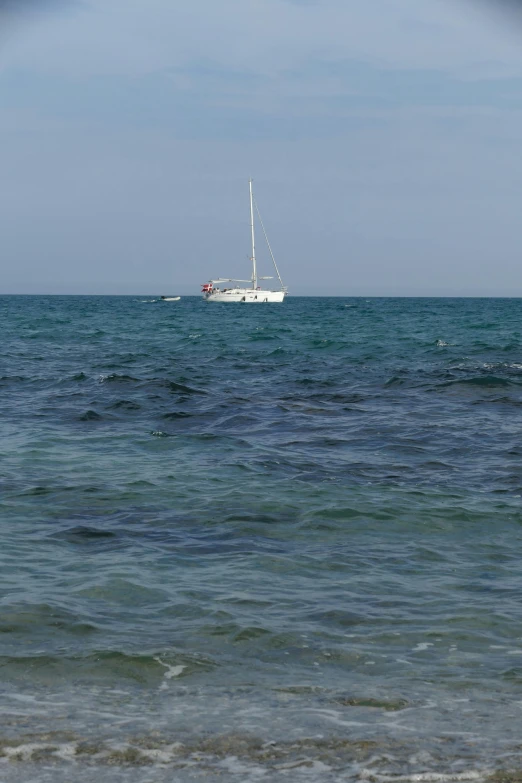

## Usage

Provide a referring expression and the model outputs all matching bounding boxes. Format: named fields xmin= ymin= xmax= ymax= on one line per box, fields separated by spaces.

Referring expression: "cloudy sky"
xmin=1 ymin=0 xmax=522 ymax=295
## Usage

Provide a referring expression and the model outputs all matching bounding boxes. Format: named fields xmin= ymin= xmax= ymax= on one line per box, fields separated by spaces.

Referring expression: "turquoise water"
xmin=2 ymin=295 xmax=522 ymax=781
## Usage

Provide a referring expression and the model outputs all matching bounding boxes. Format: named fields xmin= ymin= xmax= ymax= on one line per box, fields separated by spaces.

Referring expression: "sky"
xmin=1 ymin=0 xmax=522 ymax=296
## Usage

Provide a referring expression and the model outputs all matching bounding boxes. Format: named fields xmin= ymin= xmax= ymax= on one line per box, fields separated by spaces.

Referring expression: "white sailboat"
xmin=201 ymin=179 xmax=287 ymax=303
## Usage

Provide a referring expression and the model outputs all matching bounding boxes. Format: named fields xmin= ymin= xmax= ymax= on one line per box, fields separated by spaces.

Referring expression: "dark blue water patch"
xmin=99 ymin=373 xmax=141 ymax=384
xmin=440 ymin=375 xmax=519 ymax=388
xmin=385 ymin=374 xmax=408 ymax=386
xmin=51 ymin=526 xmax=119 ymax=544
xmin=79 ymin=410 xmax=104 ymax=422
xmin=0 ymin=375 xmax=29 ymax=385
xmin=108 ymin=400 xmax=143 ymax=410
xmin=157 ymin=379 xmax=208 ymax=395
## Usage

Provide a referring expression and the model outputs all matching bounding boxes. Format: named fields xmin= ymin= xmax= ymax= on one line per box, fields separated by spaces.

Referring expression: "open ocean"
xmin=2 ymin=294 xmax=522 ymax=782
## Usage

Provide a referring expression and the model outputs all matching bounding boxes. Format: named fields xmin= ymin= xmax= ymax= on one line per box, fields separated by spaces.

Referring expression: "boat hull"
xmin=204 ymin=289 xmax=285 ymax=303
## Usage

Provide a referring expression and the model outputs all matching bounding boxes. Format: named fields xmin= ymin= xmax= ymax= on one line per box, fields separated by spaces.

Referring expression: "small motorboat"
xmin=161 ymin=296 xmax=181 ymax=301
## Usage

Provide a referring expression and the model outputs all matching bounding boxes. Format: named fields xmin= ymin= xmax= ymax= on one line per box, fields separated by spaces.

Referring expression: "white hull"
xmin=204 ymin=288 xmax=285 ymax=303
xmin=161 ymin=296 xmax=180 ymax=301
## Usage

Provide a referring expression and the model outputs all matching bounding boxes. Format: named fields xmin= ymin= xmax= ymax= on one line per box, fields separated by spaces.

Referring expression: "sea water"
xmin=1 ymin=294 xmax=522 ymax=782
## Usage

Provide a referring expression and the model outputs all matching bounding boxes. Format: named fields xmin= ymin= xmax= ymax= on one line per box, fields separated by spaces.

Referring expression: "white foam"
xmin=140 ymin=743 xmax=183 ymax=764
xmin=1 ymin=743 xmax=49 ymax=762
xmin=154 ymin=657 xmax=187 ymax=690
xmin=365 ymin=772 xmax=487 ymax=783
xmin=275 ymin=759 xmax=333 ymax=774
xmin=218 ymin=756 xmax=268 ymax=778
xmin=309 ymin=708 xmax=378 ymax=729
xmin=5 ymin=693 xmax=39 ymax=703
xmin=53 ymin=743 xmax=79 ymax=762
xmin=413 ymin=643 xmax=434 ymax=652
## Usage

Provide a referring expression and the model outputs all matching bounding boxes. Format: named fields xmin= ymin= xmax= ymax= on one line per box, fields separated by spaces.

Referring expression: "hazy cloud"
xmin=0 ymin=0 xmax=77 ymax=17
xmin=3 ymin=0 xmax=522 ymax=76
xmin=2 ymin=0 xmax=522 ymax=295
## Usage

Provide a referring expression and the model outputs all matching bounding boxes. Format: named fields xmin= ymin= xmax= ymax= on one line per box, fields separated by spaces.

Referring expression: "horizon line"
xmin=2 ymin=293 xmax=522 ymax=299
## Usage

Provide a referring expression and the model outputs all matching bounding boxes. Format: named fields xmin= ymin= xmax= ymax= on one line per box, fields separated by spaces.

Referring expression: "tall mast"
xmin=249 ymin=178 xmax=257 ymax=290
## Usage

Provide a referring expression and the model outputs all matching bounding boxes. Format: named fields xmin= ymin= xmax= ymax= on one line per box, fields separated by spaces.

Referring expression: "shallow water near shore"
xmin=2 ymin=294 xmax=522 ymax=781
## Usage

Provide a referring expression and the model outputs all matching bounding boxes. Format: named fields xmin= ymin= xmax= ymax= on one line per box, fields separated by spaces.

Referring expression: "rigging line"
xmin=253 ymin=198 xmax=285 ymax=291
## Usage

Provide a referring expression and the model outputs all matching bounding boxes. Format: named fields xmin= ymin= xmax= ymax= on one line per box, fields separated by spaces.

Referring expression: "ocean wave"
xmin=439 ymin=375 xmax=517 ymax=388
xmin=0 ymin=728 xmax=512 ymax=782
xmin=99 ymin=373 xmax=140 ymax=384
